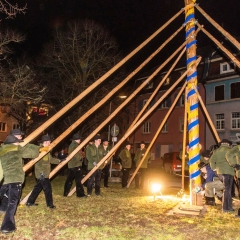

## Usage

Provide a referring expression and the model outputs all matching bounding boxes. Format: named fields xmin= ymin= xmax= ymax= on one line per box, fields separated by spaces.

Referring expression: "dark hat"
xmin=198 ymin=162 xmax=207 ymax=169
xmin=140 ymin=141 xmax=146 ymax=145
xmin=201 ymin=150 xmax=211 ymax=158
xmin=71 ymin=133 xmax=82 ymax=140
xmin=102 ymin=139 xmax=109 ymax=143
xmin=219 ymin=139 xmax=232 ymax=146
xmin=125 ymin=141 xmax=132 ymax=146
xmin=38 ymin=135 xmax=52 ymax=143
xmin=93 ymin=135 xmax=101 ymax=141
xmin=10 ymin=128 xmax=24 ymax=136
xmin=4 ymin=135 xmax=23 ymax=144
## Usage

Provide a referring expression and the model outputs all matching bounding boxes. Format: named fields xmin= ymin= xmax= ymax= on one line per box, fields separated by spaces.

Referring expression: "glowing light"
xmin=151 ymin=183 xmax=162 ymax=193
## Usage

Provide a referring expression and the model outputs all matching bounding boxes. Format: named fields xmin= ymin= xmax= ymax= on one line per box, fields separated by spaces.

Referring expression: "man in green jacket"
xmin=134 ymin=141 xmax=151 ymax=189
xmin=100 ymin=139 xmax=111 ymax=188
xmin=119 ymin=142 xmax=132 ymax=188
xmin=209 ymin=139 xmax=234 ymax=212
xmin=86 ymin=135 xmax=103 ymax=196
xmin=63 ymin=133 xmax=86 ymax=198
xmin=26 ymin=135 xmax=60 ymax=209
xmin=0 ymin=135 xmax=40 ymax=233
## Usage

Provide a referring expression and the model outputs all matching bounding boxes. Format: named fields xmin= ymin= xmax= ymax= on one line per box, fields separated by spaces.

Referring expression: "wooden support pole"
xmin=194 ymin=86 xmax=220 ymax=143
xmin=80 ymin=57 xmax=201 ymax=187
xmin=19 ymin=8 xmax=184 ymax=147
xmin=196 ymin=22 xmax=240 ymax=69
xmin=196 ymin=5 xmax=240 ymax=51
xmin=22 ymin=26 xmax=185 ymax=174
xmin=127 ymin=81 xmax=187 ymax=188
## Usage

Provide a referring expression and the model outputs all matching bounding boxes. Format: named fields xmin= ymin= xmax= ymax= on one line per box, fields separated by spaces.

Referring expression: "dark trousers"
xmin=0 ymin=184 xmax=9 ymax=212
xmin=87 ymin=169 xmax=102 ymax=195
xmin=218 ymin=174 xmax=233 ymax=211
xmin=122 ymin=168 xmax=130 ymax=188
xmin=1 ymin=182 xmax=22 ymax=232
xmin=64 ymin=167 xmax=85 ymax=197
xmin=135 ymin=168 xmax=147 ymax=188
xmin=102 ymin=164 xmax=110 ymax=187
xmin=27 ymin=178 xmax=53 ymax=207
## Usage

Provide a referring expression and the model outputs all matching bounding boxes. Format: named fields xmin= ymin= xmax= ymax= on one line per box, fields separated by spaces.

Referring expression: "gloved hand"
xmin=39 ymin=146 xmax=49 ymax=152
xmin=234 ymin=164 xmax=240 ymax=170
xmin=39 ymin=173 xmax=45 ymax=181
xmin=93 ymin=162 xmax=97 ymax=166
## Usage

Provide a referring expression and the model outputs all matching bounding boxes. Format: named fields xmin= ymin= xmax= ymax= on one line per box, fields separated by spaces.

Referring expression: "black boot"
xmin=205 ymin=197 xmax=216 ymax=206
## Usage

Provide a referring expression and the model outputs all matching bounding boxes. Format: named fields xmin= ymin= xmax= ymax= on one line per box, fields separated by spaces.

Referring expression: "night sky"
xmin=2 ymin=0 xmax=240 ymax=64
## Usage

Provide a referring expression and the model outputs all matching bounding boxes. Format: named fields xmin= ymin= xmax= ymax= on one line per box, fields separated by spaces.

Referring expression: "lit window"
xmin=143 ymin=99 xmax=150 ymax=109
xmin=232 ymin=112 xmax=240 ymax=129
xmin=230 ymin=82 xmax=240 ymax=99
xmin=0 ymin=122 xmax=7 ymax=132
xmin=215 ymin=85 xmax=224 ymax=101
xmin=164 ymin=77 xmax=170 ymax=85
xmin=220 ymin=62 xmax=234 ymax=74
xmin=216 ymin=114 xmax=225 ymax=130
xmin=143 ymin=122 xmax=151 ymax=134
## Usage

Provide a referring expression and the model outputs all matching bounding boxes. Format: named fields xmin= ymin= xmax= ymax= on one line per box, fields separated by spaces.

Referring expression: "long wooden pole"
xmin=21 ymin=43 xmax=191 ymax=204
xmin=127 ymin=82 xmax=187 ymax=188
xmin=195 ymin=5 xmax=240 ymax=51
xmin=80 ymin=57 xmax=201 ymax=186
xmin=196 ymin=22 xmax=240 ymax=69
xmin=22 ymin=25 xmax=184 ymax=173
xmin=19 ymin=8 xmax=184 ymax=147
xmin=194 ymin=86 xmax=220 ymax=143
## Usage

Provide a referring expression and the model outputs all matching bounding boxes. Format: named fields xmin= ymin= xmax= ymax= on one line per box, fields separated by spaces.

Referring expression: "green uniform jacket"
xmin=209 ymin=145 xmax=235 ymax=176
xmin=119 ymin=148 xmax=132 ymax=169
xmin=86 ymin=144 xmax=104 ymax=170
xmin=226 ymin=145 xmax=240 ymax=177
xmin=0 ymin=143 xmax=40 ymax=184
xmin=99 ymin=145 xmax=111 ymax=165
xmin=134 ymin=148 xmax=151 ymax=168
xmin=35 ymin=145 xmax=60 ymax=178
xmin=68 ymin=141 xmax=83 ymax=168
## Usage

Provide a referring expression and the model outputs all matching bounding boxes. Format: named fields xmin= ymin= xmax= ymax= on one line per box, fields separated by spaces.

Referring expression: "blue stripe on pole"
xmin=189 ymin=137 xmax=200 ymax=148
xmin=185 ymin=13 xmax=195 ymax=24
xmin=186 ymin=27 xmax=195 ymax=38
xmin=188 ymin=153 xmax=200 ymax=166
xmin=186 ymin=56 xmax=197 ymax=65
xmin=188 ymin=119 xmax=199 ymax=131
xmin=190 ymin=103 xmax=198 ymax=111
xmin=186 ymin=40 xmax=197 ymax=49
xmin=187 ymin=89 xmax=195 ymax=98
xmin=186 ymin=71 xmax=197 ymax=81
xmin=190 ymin=169 xmax=201 ymax=179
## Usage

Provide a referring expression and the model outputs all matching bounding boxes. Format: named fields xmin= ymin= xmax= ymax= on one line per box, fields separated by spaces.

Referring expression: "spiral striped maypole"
xmin=184 ymin=0 xmax=201 ymax=203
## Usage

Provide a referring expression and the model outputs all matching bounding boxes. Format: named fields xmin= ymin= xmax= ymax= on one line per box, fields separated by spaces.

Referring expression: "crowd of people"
xmin=198 ymin=139 xmax=240 ymax=215
xmin=0 ymin=129 xmax=151 ymax=234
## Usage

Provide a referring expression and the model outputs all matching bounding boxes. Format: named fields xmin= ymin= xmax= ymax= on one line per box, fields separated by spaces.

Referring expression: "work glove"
xmin=39 ymin=146 xmax=49 ymax=152
xmin=234 ymin=164 xmax=240 ymax=170
xmin=93 ymin=162 xmax=97 ymax=166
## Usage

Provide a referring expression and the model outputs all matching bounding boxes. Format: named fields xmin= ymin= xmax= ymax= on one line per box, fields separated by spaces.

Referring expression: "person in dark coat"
xmin=100 ymin=139 xmax=111 ymax=188
xmin=0 ymin=135 xmax=40 ymax=233
xmin=134 ymin=141 xmax=151 ymax=189
xmin=209 ymin=139 xmax=234 ymax=212
xmin=63 ymin=133 xmax=86 ymax=198
xmin=26 ymin=135 xmax=60 ymax=209
xmin=119 ymin=142 xmax=132 ymax=188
